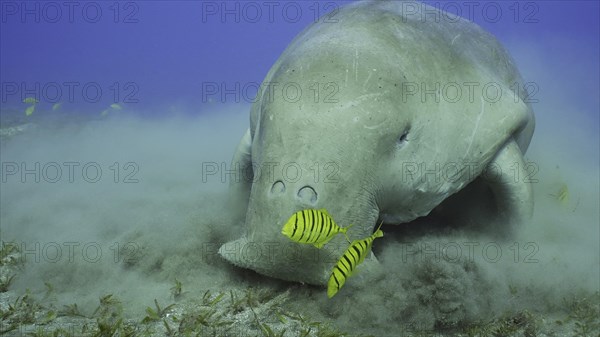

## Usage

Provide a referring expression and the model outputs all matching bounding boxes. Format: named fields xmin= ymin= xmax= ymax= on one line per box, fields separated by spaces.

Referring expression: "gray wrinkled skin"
xmin=219 ymin=0 xmax=535 ymax=285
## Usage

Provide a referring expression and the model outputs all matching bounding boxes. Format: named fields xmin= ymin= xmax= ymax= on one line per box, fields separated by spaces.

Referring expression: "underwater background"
xmin=1 ymin=1 xmax=598 ymax=336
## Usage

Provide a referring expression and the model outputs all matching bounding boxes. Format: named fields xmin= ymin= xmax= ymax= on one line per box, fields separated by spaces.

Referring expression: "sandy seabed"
xmin=0 ymin=97 xmax=598 ymax=337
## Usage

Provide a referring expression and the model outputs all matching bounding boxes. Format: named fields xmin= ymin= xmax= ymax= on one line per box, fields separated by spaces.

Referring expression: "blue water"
xmin=1 ymin=1 xmax=598 ymax=122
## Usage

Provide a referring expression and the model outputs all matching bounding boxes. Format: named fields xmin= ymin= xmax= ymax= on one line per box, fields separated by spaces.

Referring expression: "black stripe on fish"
xmin=291 ymin=215 xmax=298 ymax=238
xmin=308 ymin=210 xmax=315 ymax=241
xmin=337 ymin=257 xmax=349 ymax=273
xmin=313 ymin=211 xmax=320 ymax=242
xmin=350 ymin=246 xmax=361 ymax=263
xmin=306 ymin=210 xmax=314 ymax=242
xmin=359 ymin=241 xmax=368 ymax=251
xmin=317 ymin=211 xmax=325 ymax=241
xmin=342 ymin=255 xmax=354 ymax=272
xmin=333 ymin=268 xmax=342 ymax=287
xmin=298 ymin=211 xmax=307 ymax=242
xmin=337 ymin=262 xmax=349 ymax=276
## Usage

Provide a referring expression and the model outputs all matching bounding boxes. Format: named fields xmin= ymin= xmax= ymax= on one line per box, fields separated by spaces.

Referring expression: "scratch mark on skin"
xmin=354 ymin=49 xmax=359 ymax=81
xmin=363 ymin=121 xmax=386 ymax=130
xmin=338 ymin=92 xmax=387 ymax=112
xmin=350 ymin=93 xmax=386 ymax=107
xmin=345 ymin=69 xmax=349 ymax=87
xmin=363 ymin=71 xmax=374 ymax=90
xmin=465 ymin=97 xmax=484 ymax=158
xmin=451 ymin=34 xmax=461 ymax=45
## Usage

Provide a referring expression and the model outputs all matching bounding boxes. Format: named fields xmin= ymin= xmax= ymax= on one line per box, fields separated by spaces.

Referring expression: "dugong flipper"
xmin=219 ymin=0 xmax=534 ymax=285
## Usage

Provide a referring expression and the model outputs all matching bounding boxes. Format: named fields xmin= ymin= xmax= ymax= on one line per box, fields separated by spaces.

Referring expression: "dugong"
xmin=219 ymin=0 xmax=535 ymax=286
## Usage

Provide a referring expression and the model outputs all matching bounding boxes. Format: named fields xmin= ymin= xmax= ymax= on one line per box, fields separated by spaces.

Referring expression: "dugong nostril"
xmin=270 ymin=180 xmax=286 ymax=195
xmin=297 ymin=186 xmax=318 ymax=204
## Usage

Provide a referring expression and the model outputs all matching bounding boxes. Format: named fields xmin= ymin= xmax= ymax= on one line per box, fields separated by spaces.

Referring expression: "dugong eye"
xmin=396 ymin=128 xmax=410 ymax=149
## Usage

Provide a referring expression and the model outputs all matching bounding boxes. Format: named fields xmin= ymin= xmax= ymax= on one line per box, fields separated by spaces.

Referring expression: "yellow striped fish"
xmin=327 ymin=223 xmax=384 ymax=298
xmin=281 ymin=209 xmax=351 ymax=248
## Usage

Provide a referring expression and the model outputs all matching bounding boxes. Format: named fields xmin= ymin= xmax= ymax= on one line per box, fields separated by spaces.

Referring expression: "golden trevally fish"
xmin=281 ymin=209 xmax=351 ymax=249
xmin=327 ymin=223 xmax=383 ymax=298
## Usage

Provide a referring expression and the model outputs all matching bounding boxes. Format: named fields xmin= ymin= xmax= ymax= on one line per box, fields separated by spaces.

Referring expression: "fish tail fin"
xmin=375 ymin=219 xmax=384 ymax=232
xmin=341 ymin=224 xmax=353 ymax=243
xmin=373 ymin=220 xmax=384 ymax=239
